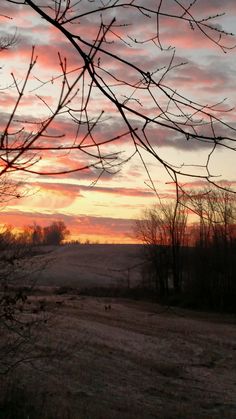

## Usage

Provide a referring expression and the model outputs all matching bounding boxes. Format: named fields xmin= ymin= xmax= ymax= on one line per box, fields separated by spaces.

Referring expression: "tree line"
xmin=0 ymin=221 xmax=70 ymax=248
xmin=136 ymin=187 xmax=236 ymax=312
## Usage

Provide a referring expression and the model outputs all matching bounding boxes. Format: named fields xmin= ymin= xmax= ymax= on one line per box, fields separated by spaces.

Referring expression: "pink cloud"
xmin=0 ymin=210 xmax=138 ymax=243
xmin=0 ymin=93 xmax=54 ymax=109
xmin=0 ymin=0 xmax=235 ymax=190
xmin=33 ymin=181 xmax=154 ymax=198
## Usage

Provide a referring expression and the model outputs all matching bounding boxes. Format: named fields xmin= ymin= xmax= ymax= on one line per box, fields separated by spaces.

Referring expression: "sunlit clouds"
xmin=1 ymin=1 xmax=236 ymax=242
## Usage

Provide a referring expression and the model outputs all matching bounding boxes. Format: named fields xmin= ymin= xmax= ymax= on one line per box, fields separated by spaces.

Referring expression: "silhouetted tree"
xmin=0 ymin=223 xmax=50 ymax=374
xmin=1 ymin=1 xmax=235 ymax=194
xmin=187 ymin=187 xmax=236 ymax=310
xmin=31 ymin=223 xmax=43 ymax=246
xmin=0 ymin=225 xmax=15 ymax=250
xmin=43 ymin=221 xmax=70 ymax=245
xmin=136 ymin=201 xmax=188 ymax=296
xmin=137 ymin=188 xmax=236 ymax=310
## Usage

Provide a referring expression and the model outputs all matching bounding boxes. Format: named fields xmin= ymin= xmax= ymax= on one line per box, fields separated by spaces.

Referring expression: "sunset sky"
xmin=0 ymin=0 xmax=236 ymax=243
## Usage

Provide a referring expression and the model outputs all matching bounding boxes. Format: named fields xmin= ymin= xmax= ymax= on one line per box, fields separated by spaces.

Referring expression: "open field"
xmin=30 ymin=244 xmax=143 ymax=289
xmin=1 ymin=245 xmax=236 ymax=418
xmin=4 ymin=292 xmax=236 ymax=419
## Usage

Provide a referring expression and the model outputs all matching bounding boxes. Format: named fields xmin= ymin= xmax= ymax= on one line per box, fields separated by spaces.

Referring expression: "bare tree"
xmin=0 ymin=31 xmax=70 ymax=377
xmin=186 ymin=187 xmax=236 ymax=310
xmin=136 ymin=206 xmax=170 ymax=295
xmin=0 ymin=33 xmax=27 ymax=202
xmin=1 ymin=0 xmax=235 ymax=194
xmin=43 ymin=221 xmax=70 ymax=245
xmin=0 ymin=225 xmax=49 ymax=375
xmin=136 ymin=190 xmax=236 ymax=309
xmin=161 ymin=202 xmax=188 ymax=292
xmin=30 ymin=223 xmax=43 ymax=246
xmin=136 ymin=201 xmax=188 ymax=296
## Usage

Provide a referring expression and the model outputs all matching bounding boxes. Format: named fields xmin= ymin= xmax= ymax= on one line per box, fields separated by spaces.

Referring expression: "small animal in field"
xmin=104 ymin=304 xmax=111 ymax=311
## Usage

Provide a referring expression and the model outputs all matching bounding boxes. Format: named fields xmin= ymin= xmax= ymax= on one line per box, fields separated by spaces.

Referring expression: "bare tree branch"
xmin=1 ymin=0 xmax=235 ymax=192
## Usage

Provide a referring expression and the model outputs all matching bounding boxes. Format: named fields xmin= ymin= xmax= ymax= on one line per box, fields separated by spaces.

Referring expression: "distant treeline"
xmin=0 ymin=221 xmax=70 ymax=248
xmin=136 ymin=188 xmax=236 ymax=312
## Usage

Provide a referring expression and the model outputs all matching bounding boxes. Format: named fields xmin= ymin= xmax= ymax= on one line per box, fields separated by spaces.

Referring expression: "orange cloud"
xmin=0 ymin=210 xmax=138 ymax=244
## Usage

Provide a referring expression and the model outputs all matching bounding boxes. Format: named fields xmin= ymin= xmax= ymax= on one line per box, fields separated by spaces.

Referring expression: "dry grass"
xmin=1 ymin=245 xmax=236 ymax=418
xmin=1 ymin=290 xmax=235 ymax=419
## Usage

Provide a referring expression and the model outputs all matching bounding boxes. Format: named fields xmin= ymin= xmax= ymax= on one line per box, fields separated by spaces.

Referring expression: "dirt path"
xmin=28 ymin=295 xmax=236 ymax=419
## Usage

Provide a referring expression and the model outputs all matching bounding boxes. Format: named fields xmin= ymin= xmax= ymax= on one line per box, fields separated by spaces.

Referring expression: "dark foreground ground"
xmin=1 ymin=290 xmax=236 ymax=419
xmin=1 ymin=245 xmax=236 ymax=418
